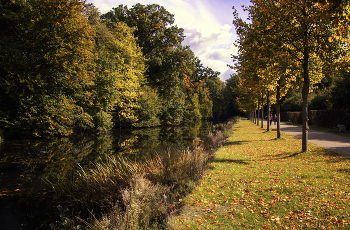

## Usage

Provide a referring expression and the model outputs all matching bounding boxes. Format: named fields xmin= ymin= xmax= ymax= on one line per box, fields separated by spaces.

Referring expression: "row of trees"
xmin=0 ymin=0 xmax=239 ymax=137
xmin=231 ymin=0 xmax=350 ymax=152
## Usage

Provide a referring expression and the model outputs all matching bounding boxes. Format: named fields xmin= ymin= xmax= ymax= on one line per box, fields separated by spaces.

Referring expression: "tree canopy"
xmin=232 ymin=0 xmax=350 ymax=151
xmin=0 ymin=1 xmax=239 ymax=137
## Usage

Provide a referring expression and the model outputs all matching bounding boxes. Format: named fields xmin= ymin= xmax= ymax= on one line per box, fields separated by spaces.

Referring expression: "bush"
xmin=308 ymin=109 xmax=350 ymax=128
xmin=281 ymin=110 xmax=350 ymax=128
xmin=280 ymin=111 xmax=302 ymax=124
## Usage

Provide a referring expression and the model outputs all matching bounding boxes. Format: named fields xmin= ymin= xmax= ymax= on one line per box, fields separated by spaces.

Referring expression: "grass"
xmin=168 ymin=118 xmax=350 ymax=229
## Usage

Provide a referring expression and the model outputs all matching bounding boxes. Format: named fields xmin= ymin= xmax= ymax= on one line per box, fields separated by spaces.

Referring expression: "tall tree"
xmin=0 ymin=0 xmax=96 ymax=136
xmin=86 ymin=5 xmax=159 ymax=129
xmin=235 ymin=0 xmax=350 ymax=151
xmin=224 ymin=74 xmax=240 ymax=117
xmin=102 ymin=4 xmax=189 ymax=125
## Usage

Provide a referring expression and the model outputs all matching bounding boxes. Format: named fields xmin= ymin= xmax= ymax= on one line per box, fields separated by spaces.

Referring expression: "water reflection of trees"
xmin=0 ymin=120 xmax=214 ymax=192
xmin=0 ymin=120 xmax=214 ymax=228
xmin=112 ymin=120 xmax=212 ymax=161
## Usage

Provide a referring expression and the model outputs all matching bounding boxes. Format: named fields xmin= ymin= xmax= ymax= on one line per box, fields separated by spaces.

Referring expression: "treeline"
xmin=231 ymin=0 xmax=350 ymax=152
xmin=0 ymin=0 xmax=239 ymax=137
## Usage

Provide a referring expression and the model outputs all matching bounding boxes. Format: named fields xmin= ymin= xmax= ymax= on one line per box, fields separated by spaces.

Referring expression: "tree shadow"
xmin=212 ymin=158 xmax=250 ymax=165
xmin=260 ymin=151 xmax=303 ymax=160
xmin=223 ymin=139 xmax=276 ymax=146
xmin=337 ymin=168 xmax=350 ymax=174
xmin=222 ymin=141 xmax=248 ymax=146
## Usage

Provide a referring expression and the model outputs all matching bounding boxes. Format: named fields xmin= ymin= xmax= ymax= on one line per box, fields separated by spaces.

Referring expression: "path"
xmin=259 ymin=120 xmax=350 ymax=157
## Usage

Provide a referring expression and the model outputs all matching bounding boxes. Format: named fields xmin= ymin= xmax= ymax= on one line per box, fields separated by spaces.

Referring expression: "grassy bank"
xmin=49 ymin=118 xmax=238 ymax=229
xmin=169 ymin=118 xmax=350 ymax=229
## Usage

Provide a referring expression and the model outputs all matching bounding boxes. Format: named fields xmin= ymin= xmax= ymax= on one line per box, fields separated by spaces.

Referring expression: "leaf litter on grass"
xmin=168 ymin=119 xmax=350 ymax=229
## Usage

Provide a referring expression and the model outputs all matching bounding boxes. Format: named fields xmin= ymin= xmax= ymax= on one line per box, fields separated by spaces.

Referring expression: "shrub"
xmin=281 ymin=110 xmax=350 ymax=128
xmin=280 ymin=111 xmax=302 ymax=124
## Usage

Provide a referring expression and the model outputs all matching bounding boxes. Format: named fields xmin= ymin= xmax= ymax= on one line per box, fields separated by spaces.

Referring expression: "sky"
xmin=87 ymin=0 xmax=251 ymax=82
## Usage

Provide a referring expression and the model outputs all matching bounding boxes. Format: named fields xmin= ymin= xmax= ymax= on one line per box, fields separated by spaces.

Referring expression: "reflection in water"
xmin=0 ymin=120 xmax=215 ymax=229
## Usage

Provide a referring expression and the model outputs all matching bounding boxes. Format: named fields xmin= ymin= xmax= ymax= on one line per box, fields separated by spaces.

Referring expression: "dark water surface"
xmin=0 ymin=120 xmax=216 ymax=229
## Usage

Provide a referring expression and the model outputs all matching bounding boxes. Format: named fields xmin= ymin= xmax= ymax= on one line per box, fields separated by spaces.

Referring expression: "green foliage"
xmin=281 ymin=70 xmax=350 ymax=112
xmin=0 ymin=0 xmax=96 ymax=136
xmin=93 ymin=110 xmax=113 ymax=133
xmin=184 ymin=93 xmax=202 ymax=122
xmin=309 ymin=90 xmax=331 ymax=110
xmin=198 ymin=87 xmax=213 ymax=120
xmin=224 ymin=74 xmax=241 ymax=116
xmin=87 ymin=6 xmax=150 ymax=128
xmin=208 ymin=77 xmax=226 ymax=118
xmin=330 ymin=71 xmax=350 ymax=109
xmin=281 ymin=90 xmax=303 ymax=112
xmin=0 ymin=1 xmax=227 ymax=136
xmin=102 ymin=4 xmax=203 ymax=125
xmin=133 ymin=86 xmax=161 ymax=127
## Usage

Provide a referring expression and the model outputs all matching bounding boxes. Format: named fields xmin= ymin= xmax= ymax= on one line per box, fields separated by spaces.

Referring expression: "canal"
xmin=0 ymin=120 xmax=217 ymax=229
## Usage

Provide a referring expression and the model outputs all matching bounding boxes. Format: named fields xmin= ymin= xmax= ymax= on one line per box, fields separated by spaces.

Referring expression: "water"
xmin=0 ymin=120 xmax=216 ymax=229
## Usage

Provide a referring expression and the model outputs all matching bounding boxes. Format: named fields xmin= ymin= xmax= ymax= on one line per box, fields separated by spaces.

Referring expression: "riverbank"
xmin=47 ymin=118 xmax=238 ymax=229
xmin=0 ymin=119 xmax=229 ymax=229
xmin=168 ymin=118 xmax=350 ymax=229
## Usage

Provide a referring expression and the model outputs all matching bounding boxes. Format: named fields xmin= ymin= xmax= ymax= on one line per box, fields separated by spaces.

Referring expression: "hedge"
xmin=280 ymin=109 xmax=350 ymax=128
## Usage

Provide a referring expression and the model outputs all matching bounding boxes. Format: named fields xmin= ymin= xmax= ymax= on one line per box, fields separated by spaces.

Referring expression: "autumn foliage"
xmin=0 ymin=1 xmax=236 ymax=137
xmin=232 ymin=0 xmax=350 ymax=151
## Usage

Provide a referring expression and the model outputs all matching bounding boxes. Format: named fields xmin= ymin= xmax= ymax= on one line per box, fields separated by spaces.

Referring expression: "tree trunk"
xmin=257 ymin=96 xmax=260 ymax=126
xmin=254 ymin=109 xmax=256 ymax=124
xmin=267 ymin=91 xmax=270 ymax=131
xmin=261 ymin=91 xmax=264 ymax=128
xmin=302 ymin=51 xmax=309 ymax=152
xmin=276 ymin=84 xmax=281 ymax=138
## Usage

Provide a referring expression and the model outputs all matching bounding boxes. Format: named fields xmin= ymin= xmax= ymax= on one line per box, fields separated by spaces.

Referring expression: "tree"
xmin=0 ymin=0 xmax=96 ymax=137
xmin=330 ymin=71 xmax=350 ymax=109
xmin=235 ymin=0 xmax=350 ymax=151
xmin=224 ymin=74 xmax=240 ymax=117
xmin=86 ymin=5 xmax=160 ymax=129
xmin=102 ymin=4 xmax=189 ymax=125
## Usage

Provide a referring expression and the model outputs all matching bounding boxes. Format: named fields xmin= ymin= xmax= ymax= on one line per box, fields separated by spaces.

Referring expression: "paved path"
xmin=259 ymin=120 xmax=350 ymax=157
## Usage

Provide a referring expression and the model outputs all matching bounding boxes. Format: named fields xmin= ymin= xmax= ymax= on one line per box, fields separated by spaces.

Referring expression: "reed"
xmin=50 ymin=117 xmax=238 ymax=229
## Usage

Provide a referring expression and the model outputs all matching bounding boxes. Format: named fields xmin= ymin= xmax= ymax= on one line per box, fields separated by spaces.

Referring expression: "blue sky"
xmin=87 ymin=0 xmax=250 ymax=82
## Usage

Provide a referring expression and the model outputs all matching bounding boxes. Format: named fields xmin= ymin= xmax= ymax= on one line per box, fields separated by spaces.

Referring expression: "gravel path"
xmin=260 ymin=120 xmax=350 ymax=157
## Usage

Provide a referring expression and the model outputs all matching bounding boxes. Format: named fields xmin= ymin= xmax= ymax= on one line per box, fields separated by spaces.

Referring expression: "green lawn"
xmin=168 ymin=118 xmax=350 ymax=229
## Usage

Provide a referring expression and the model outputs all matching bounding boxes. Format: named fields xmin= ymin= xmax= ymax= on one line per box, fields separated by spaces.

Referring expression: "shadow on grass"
xmin=222 ymin=141 xmax=248 ymax=146
xmin=337 ymin=168 xmax=350 ymax=174
xmin=274 ymin=152 xmax=303 ymax=159
xmin=223 ymin=139 xmax=277 ymax=146
xmin=260 ymin=151 xmax=303 ymax=160
xmin=211 ymin=152 xmax=302 ymax=165
xmin=262 ymin=130 xmax=277 ymax=133
xmin=212 ymin=158 xmax=250 ymax=165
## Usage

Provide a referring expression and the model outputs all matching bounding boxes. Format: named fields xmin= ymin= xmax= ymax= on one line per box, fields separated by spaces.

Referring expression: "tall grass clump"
xmin=49 ymin=117 xmax=238 ymax=229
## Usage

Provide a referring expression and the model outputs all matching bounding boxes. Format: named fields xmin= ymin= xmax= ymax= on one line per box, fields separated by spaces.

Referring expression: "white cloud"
xmin=87 ymin=0 xmax=250 ymax=82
